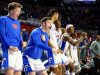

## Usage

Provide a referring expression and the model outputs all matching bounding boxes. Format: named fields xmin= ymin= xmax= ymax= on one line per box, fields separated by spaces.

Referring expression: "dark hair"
xmin=8 ymin=2 xmax=22 ymax=12
xmin=47 ymin=9 xmax=59 ymax=17
xmin=54 ymin=20 xmax=61 ymax=28
xmin=41 ymin=17 xmax=51 ymax=23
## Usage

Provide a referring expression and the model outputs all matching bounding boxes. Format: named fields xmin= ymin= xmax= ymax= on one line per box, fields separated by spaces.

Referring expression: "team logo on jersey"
xmin=12 ymin=24 xmax=18 ymax=29
xmin=41 ymin=35 xmax=46 ymax=41
xmin=48 ymin=57 xmax=52 ymax=64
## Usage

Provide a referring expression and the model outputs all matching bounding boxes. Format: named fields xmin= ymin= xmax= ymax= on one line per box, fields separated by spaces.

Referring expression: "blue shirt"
xmin=0 ymin=16 xmax=22 ymax=51
xmin=23 ymin=28 xmax=52 ymax=59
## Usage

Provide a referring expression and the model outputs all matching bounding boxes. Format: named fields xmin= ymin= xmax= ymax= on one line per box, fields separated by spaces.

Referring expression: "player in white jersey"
xmin=54 ymin=20 xmax=62 ymax=47
xmin=60 ymin=24 xmax=87 ymax=75
xmin=70 ymin=33 xmax=81 ymax=74
xmin=47 ymin=9 xmax=75 ymax=75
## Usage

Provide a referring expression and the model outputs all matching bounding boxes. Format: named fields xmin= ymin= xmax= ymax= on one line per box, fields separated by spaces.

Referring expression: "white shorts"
xmin=43 ymin=53 xmax=70 ymax=68
xmin=2 ymin=50 xmax=23 ymax=71
xmin=53 ymin=53 xmax=70 ymax=65
xmin=73 ymin=58 xmax=81 ymax=73
xmin=23 ymin=55 xmax=46 ymax=74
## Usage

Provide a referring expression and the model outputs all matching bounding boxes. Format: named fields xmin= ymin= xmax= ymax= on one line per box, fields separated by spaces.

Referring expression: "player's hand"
xmin=57 ymin=49 xmax=63 ymax=54
xmin=52 ymin=48 xmax=58 ymax=54
xmin=13 ymin=47 xmax=18 ymax=51
xmin=22 ymin=41 xmax=27 ymax=48
xmin=9 ymin=46 xmax=18 ymax=52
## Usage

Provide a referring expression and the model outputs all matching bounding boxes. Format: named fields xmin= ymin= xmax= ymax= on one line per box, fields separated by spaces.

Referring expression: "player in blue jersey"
xmin=23 ymin=17 xmax=59 ymax=75
xmin=0 ymin=2 xmax=23 ymax=75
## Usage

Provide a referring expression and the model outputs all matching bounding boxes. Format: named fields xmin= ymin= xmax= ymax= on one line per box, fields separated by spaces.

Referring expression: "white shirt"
xmin=49 ymin=23 xmax=59 ymax=49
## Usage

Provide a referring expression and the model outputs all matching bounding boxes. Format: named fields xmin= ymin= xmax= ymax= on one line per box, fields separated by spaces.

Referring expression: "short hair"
xmin=54 ymin=20 xmax=61 ymax=25
xmin=54 ymin=20 xmax=61 ymax=28
xmin=41 ymin=17 xmax=51 ymax=23
xmin=47 ymin=9 xmax=59 ymax=17
xmin=8 ymin=2 xmax=22 ymax=12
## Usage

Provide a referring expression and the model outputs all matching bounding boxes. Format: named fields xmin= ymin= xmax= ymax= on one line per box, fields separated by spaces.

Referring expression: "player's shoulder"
xmin=31 ymin=28 xmax=41 ymax=35
xmin=0 ymin=16 xmax=8 ymax=24
xmin=0 ymin=16 xmax=7 ymax=20
xmin=63 ymin=33 xmax=69 ymax=37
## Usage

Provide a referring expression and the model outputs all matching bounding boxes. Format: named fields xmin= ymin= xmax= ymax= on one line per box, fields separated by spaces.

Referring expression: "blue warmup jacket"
xmin=0 ymin=16 xmax=22 ymax=51
xmin=23 ymin=28 xmax=52 ymax=59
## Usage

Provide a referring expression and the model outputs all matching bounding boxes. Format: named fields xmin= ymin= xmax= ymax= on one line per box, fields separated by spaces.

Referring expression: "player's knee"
xmin=68 ymin=62 xmax=75 ymax=72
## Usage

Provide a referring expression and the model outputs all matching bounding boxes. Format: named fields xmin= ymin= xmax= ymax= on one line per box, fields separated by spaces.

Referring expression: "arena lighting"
xmin=63 ymin=0 xmax=96 ymax=3
xmin=78 ymin=0 xmax=95 ymax=1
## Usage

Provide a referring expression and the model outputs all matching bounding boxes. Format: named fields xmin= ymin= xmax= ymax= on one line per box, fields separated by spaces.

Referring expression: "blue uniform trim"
xmin=2 ymin=50 xmax=8 ymax=69
xmin=61 ymin=41 xmax=66 ymax=51
xmin=23 ymin=55 xmax=33 ymax=74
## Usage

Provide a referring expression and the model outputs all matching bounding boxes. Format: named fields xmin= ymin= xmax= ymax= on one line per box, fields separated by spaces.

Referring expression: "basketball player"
xmin=0 ymin=2 xmax=23 ymax=75
xmin=23 ymin=17 xmax=59 ymax=75
xmin=60 ymin=24 xmax=87 ymax=75
xmin=47 ymin=9 xmax=75 ymax=75
xmin=70 ymin=33 xmax=81 ymax=74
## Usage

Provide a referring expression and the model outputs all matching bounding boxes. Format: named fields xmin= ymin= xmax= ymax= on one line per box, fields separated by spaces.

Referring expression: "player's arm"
xmin=63 ymin=32 xmax=87 ymax=46
xmin=32 ymin=31 xmax=57 ymax=53
xmin=48 ymin=39 xmax=58 ymax=49
xmin=0 ymin=18 xmax=10 ymax=48
xmin=48 ymin=40 xmax=62 ymax=53
xmin=0 ymin=18 xmax=18 ymax=52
